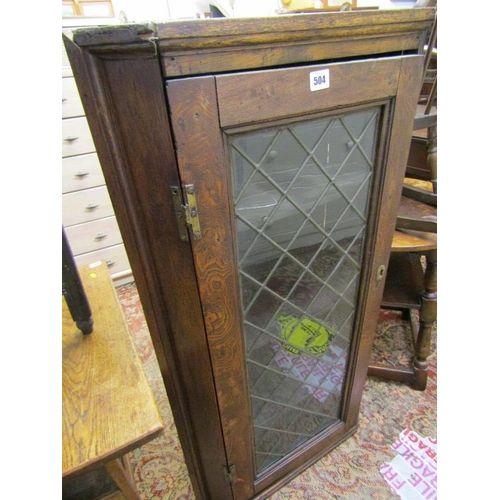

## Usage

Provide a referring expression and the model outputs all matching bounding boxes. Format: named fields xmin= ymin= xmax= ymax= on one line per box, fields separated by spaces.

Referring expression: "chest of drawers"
xmin=62 ymin=41 xmax=132 ymax=285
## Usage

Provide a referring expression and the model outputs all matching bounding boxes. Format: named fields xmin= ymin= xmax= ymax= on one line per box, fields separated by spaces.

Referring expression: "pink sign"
xmin=380 ymin=428 xmax=437 ymax=500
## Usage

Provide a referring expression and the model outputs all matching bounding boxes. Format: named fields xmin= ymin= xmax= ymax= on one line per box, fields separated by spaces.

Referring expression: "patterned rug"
xmin=117 ymin=283 xmax=437 ymax=500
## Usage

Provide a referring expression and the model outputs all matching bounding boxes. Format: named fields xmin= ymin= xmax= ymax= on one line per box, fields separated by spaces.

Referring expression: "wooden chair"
xmin=368 ymin=10 xmax=437 ymax=391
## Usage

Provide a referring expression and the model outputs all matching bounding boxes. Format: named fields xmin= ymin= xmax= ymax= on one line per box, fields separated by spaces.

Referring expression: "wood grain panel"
xmin=162 ymin=35 xmax=420 ymax=78
xmin=167 ymin=76 xmax=255 ymax=499
xmin=216 ymin=57 xmax=400 ymax=128
xmin=155 ymin=9 xmax=434 ymax=43
xmin=62 ymin=262 xmax=163 ymax=477
xmin=156 ymin=9 xmax=434 ymax=77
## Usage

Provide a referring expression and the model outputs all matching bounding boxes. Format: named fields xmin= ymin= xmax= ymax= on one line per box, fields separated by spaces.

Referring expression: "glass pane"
xmin=229 ymin=107 xmax=380 ymax=475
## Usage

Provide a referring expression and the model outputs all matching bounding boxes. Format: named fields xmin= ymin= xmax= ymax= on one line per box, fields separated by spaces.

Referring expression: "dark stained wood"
xmin=369 ymin=31 xmax=438 ymax=391
xmin=402 ymin=178 xmax=436 ymax=206
xmin=63 ymin=36 xmax=232 ymax=500
xmin=367 ymin=363 xmax=414 ymax=383
xmin=64 ymin=9 xmax=435 ymax=499
xmin=166 ymin=76 xmax=255 ymax=499
xmin=396 ymin=194 xmax=437 ymax=232
xmin=155 ymin=9 xmax=435 ymax=76
xmin=165 ymin=52 xmax=425 ymax=499
xmin=216 ymin=57 xmax=400 ymax=128
xmin=368 ymin=248 xmax=436 ymax=391
xmin=381 ymin=252 xmax=424 ymax=309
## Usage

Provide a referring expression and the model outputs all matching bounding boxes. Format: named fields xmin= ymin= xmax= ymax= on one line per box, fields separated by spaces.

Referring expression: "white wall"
xmin=115 ymin=0 xmax=418 ymax=23
xmin=63 ymin=0 xmax=417 ymax=27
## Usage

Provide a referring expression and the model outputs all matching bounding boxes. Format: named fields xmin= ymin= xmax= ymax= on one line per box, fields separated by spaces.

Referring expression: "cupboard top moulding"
xmin=64 ymin=8 xmax=435 ymax=500
xmin=70 ymin=8 xmax=435 ymax=77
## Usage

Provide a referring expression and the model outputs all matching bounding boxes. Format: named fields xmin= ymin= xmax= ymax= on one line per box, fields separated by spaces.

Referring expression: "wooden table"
xmin=62 ymin=261 xmax=164 ymax=499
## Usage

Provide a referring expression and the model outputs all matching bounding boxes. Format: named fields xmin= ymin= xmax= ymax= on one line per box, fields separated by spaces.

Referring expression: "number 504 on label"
xmin=310 ymin=69 xmax=330 ymax=92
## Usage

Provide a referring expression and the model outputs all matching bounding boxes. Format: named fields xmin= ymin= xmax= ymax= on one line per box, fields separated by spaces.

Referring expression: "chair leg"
xmin=412 ymin=250 xmax=437 ymax=390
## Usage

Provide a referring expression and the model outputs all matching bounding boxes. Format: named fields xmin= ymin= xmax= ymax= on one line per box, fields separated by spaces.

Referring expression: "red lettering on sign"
xmin=392 ymin=478 xmax=406 ymax=491
xmin=426 ymin=448 xmax=437 ymax=462
xmin=430 ymin=475 xmax=437 ymax=489
xmin=407 ymin=432 xmax=418 ymax=443
xmin=410 ymin=456 xmax=424 ymax=470
xmin=401 ymin=445 xmax=414 ymax=458
xmin=418 ymin=440 xmax=428 ymax=450
xmin=380 ymin=463 xmax=398 ymax=482
xmin=418 ymin=479 xmax=436 ymax=498
xmin=422 ymin=465 xmax=436 ymax=478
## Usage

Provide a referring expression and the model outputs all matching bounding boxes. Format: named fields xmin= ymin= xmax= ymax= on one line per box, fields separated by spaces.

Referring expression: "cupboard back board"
xmin=64 ymin=9 xmax=435 ymax=499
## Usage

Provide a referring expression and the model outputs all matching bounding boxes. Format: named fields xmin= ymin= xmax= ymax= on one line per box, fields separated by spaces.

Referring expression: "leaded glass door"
xmin=230 ymin=107 xmax=379 ymax=474
xmin=166 ymin=55 xmax=422 ymax=499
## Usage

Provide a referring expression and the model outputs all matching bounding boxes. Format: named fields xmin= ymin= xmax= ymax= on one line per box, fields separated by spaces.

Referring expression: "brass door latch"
xmin=171 ymin=183 xmax=202 ymax=241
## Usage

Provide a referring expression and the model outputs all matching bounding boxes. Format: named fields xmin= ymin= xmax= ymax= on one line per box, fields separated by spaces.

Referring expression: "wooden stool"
xmin=368 ymin=230 xmax=437 ymax=391
xmin=62 ymin=262 xmax=164 ymax=499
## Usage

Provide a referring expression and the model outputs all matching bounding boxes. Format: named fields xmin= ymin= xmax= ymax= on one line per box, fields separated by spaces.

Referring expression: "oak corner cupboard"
xmin=63 ymin=8 xmax=435 ymax=500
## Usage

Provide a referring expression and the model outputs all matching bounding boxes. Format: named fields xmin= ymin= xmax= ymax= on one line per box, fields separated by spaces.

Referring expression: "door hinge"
xmin=171 ymin=184 xmax=202 ymax=241
xmin=223 ymin=464 xmax=237 ymax=485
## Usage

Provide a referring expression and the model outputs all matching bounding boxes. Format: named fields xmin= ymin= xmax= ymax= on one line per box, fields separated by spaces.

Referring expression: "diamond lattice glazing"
xmin=229 ymin=107 xmax=380 ymax=473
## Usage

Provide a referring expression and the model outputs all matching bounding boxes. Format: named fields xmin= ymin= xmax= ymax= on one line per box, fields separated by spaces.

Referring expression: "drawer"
xmin=62 ymin=153 xmax=105 ymax=193
xmin=62 ymin=117 xmax=95 ymax=158
xmin=62 ymin=186 xmax=114 ymax=226
xmin=65 ymin=216 xmax=123 ymax=256
xmin=62 ymin=77 xmax=85 ymax=118
xmin=75 ymin=244 xmax=131 ymax=277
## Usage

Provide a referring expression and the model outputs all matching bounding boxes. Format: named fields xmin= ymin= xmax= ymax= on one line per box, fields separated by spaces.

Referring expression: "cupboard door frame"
xmin=167 ymin=55 xmax=423 ymax=499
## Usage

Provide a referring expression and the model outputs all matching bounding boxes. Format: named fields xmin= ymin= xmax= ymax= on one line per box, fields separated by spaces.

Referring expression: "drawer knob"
xmin=106 ymin=260 xmax=116 ymax=268
xmin=86 ymin=203 xmax=99 ymax=210
xmin=64 ymin=136 xmax=79 ymax=143
xmin=75 ymin=171 xmax=89 ymax=178
xmin=95 ymin=233 xmax=107 ymax=240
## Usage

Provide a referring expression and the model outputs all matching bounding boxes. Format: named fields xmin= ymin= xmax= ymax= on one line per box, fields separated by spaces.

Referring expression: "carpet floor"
xmin=117 ymin=282 xmax=437 ymax=500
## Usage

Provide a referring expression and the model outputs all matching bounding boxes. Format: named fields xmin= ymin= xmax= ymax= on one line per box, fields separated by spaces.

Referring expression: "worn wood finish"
xmin=368 ymin=103 xmax=437 ymax=391
xmin=62 ymin=262 xmax=164 ymax=478
xmin=63 ymin=36 xmax=231 ymax=500
xmin=391 ymin=229 xmax=437 ymax=253
xmin=105 ymin=458 xmax=141 ymax=500
xmin=168 ymin=53 xmax=424 ymax=498
xmin=396 ymin=195 xmax=437 ymax=232
xmin=367 ymin=249 xmax=437 ymax=391
xmin=65 ymin=10 xmax=435 ymax=499
xmin=156 ymin=9 xmax=434 ymax=76
xmin=167 ymin=76 xmax=255 ymax=499
xmin=216 ymin=57 xmax=400 ymax=128
xmin=402 ymin=178 xmax=436 ymax=206
xmin=381 ymin=252 xmax=424 ymax=309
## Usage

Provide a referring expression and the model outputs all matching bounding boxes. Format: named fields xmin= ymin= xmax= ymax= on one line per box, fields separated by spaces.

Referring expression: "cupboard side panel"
xmin=63 ymin=37 xmax=231 ymax=500
xmin=167 ymin=76 xmax=256 ymax=500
